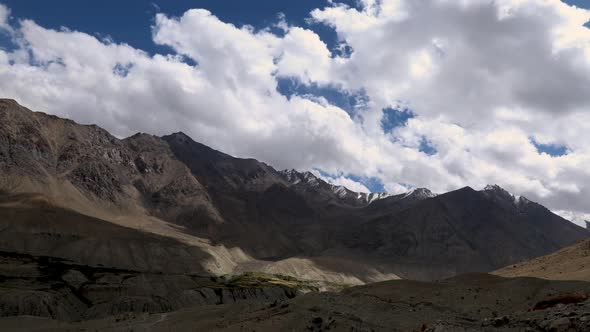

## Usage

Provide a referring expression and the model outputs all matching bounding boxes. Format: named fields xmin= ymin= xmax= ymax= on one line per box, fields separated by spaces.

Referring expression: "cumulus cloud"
xmin=554 ymin=210 xmax=590 ymax=228
xmin=0 ymin=1 xmax=590 ymax=224
xmin=0 ymin=3 xmax=10 ymax=31
xmin=323 ymin=175 xmax=372 ymax=193
xmin=311 ymin=0 xmax=590 ymax=121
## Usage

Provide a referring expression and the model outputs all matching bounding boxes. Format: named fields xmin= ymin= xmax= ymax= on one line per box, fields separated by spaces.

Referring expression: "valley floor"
xmin=2 ymin=257 xmax=590 ymax=331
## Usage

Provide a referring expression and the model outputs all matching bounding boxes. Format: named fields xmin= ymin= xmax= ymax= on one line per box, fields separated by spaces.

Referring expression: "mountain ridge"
xmin=0 ymin=98 xmax=587 ymax=283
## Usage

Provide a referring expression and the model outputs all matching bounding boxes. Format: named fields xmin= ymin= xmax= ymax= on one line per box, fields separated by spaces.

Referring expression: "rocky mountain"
xmin=279 ymin=169 xmax=392 ymax=207
xmin=0 ymin=98 xmax=588 ymax=284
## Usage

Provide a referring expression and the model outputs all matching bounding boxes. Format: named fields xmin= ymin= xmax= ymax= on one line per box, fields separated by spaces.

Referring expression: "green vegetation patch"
xmin=226 ymin=272 xmax=310 ymax=289
xmin=223 ymin=271 xmax=349 ymax=293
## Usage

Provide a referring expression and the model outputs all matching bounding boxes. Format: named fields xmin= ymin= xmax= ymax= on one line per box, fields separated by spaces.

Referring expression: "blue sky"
xmin=2 ymin=0 xmax=586 ymax=52
xmin=530 ymin=138 xmax=569 ymax=157
xmin=2 ymin=0 xmax=590 ymax=222
xmin=3 ymin=0 xmax=586 ymax=127
xmin=0 ymin=0 xmax=359 ymax=54
xmin=0 ymin=0 xmax=584 ymax=177
xmin=0 ymin=0 xmax=384 ymax=192
xmin=1 ymin=0 xmax=587 ymax=135
xmin=1 ymin=1 xmax=585 ymax=159
xmin=0 ymin=0 xmax=407 ymax=194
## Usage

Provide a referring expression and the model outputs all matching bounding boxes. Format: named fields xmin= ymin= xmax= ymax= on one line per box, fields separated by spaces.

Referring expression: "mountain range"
xmin=0 ymin=98 xmax=588 ymax=284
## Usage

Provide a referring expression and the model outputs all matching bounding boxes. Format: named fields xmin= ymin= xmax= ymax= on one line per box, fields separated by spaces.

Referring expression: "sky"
xmin=1 ymin=0 xmax=590 ymax=225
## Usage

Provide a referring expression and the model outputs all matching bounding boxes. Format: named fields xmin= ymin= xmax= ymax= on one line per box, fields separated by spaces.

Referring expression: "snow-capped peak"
xmin=403 ymin=188 xmax=437 ymax=199
xmin=482 ymin=184 xmax=531 ymax=207
xmin=280 ymin=169 xmax=301 ymax=183
xmin=483 ymin=184 xmax=507 ymax=192
xmin=279 ymin=169 xmax=321 ymax=187
xmin=332 ymin=185 xmax=348 ymax=198
xmin=279 ymin=169 xmax=390 ymax=205
xmin=363 ymin=192 xmax=392 ymax=203
xmin=279 ymin=169 xmax=440 ymax=206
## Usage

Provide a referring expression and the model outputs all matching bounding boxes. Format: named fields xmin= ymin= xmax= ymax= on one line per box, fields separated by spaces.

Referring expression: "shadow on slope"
xmin=0 ymin=192 xmax=213 ymax=274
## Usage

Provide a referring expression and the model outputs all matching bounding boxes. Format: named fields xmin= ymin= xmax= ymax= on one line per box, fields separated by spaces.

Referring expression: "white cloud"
xmin=311 ymin=0 xmax=590 ymax=122
xmin=274 ymin=26 xmax=333 ymax=84
xmin=326 ymin=176 xmax=371 ymax=193
xmin=0 ymin=1 xmax=590 ymax=224
xmin=0 ymin=3 xmax=10 ymax=31
xmin=554 ymin=210 xmax=590 ymax=228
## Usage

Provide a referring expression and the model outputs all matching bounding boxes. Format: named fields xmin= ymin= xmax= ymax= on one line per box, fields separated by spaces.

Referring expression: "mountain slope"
xmin=494 ymin=238 xmax=590 ymax=281
xmin=0 ymin=192 xmax=213 ymax=274
xmin=314 ymin=185 xmax=589 ymax=279
xmin=0 ymin=98 xmax=588 ymax=282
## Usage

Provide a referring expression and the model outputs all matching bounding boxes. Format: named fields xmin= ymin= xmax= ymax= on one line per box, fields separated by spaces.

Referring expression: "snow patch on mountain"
xmin=279 ymin=169 xmax=441 ymax=206
xmin=482 ymin=184 xmax=532 ymax=207
xmin=402 ymin=188 xmax=437 ymax=200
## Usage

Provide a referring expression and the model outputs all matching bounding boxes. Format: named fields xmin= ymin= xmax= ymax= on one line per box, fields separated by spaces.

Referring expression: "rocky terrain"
xmin=0 ymin=250 xmax=338 ymax=322
xmin=3 ymin=273 xmax=590 ymax=331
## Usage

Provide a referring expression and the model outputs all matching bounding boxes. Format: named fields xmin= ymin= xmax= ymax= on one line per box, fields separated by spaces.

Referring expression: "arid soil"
xmin=495 ymin=238 xmax=590 ymax=282
xmin=2 ymin=273 xmax=590 ymax=331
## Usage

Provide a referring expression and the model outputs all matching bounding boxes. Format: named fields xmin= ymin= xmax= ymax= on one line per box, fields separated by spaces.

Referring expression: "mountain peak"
xmin=278 ymin=169 xmax=392 ymax=206
xmin=404 ymin=187 xmax=437 ymax=199
xmin=482 ymin=184 xmax=514 ymax=199
xmin=0 ymin=98 xmax=30 ymax=117
xmin=482 ymin=184 xmax=533 ymax=207
xmin=279 ymin=169 xmax=321 ymax=187
xmin=0 ymin=98 xmax=19 ymax=106
xmin=165 ymin=131 xmax=193 ymax=141
xmin=127 ymin=132 xmax=153 ymax=139
xmin=482 ymin=184 xmax=514 ymax=198
xmin=171 ymin=131 xmax=190 ymax=137
xmin=483 ymin=184 xmax=507 ymax=192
